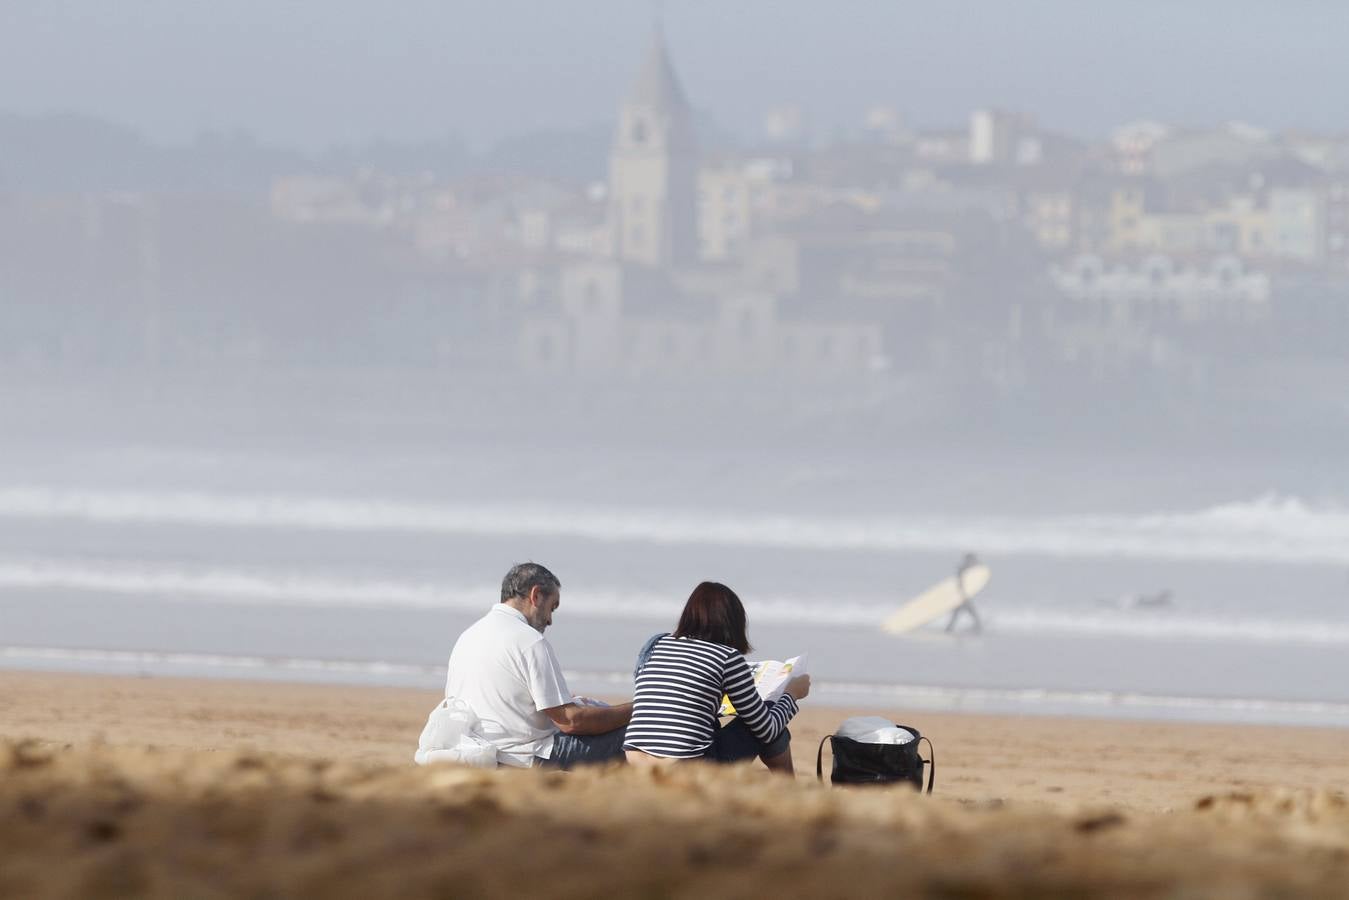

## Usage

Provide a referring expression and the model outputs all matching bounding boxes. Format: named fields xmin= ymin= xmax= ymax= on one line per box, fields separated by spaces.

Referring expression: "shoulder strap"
xmin=918 ymin=736 xmax=935 ymax=794
xmin=815 ymin=735 xmax=833 ymax=781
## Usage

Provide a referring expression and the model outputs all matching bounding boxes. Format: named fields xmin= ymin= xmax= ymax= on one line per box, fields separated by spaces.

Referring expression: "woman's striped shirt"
xmin=623 ymin=635 xmax=798 ymax=759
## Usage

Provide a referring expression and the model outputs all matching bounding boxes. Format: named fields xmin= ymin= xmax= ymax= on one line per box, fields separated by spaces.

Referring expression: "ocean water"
xmin=1 ymin=442 xmax=1347 ymax=728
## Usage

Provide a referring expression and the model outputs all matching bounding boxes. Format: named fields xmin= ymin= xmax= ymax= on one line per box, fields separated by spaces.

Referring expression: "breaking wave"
xmin=2 ymin=556 xmax=1347 ymax=646
xmin=0 ymin=487 xmax=1347 ymax=565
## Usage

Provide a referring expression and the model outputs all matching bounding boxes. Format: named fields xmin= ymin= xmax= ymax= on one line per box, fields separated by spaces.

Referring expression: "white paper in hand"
xmin=720 ymin=654 xmax=807 ymax=716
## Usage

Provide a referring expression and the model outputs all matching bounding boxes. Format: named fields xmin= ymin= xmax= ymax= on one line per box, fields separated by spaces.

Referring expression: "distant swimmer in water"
xmin=1097 ymin=589 xmax=1175 ymax=610
xmin=1134 ymin=589 xmax=1174 ymax=609
xmin=945 ymin=552 xmax=984 ymax=634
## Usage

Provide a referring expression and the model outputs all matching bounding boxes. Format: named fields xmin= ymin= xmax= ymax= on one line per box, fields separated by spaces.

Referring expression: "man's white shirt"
xmin=445 ymin=604 xmax=571 ymax=767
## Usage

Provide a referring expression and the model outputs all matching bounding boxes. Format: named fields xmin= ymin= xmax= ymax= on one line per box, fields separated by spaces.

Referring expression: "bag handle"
xmin=815 ymin=734 xmax=833 ymax=781
xmin=817 ymin=730 xmax=935 ymax=794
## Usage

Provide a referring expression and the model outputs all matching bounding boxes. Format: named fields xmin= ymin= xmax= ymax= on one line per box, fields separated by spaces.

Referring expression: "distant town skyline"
xmin=2 ymin=1 xmax=1347 ymax=150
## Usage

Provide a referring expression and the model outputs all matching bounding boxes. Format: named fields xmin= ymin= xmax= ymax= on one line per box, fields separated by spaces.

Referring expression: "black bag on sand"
xmin=816 ymin=723 xmax=935 ymax=793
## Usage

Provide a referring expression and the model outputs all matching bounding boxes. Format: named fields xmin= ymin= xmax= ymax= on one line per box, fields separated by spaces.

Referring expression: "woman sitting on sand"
xmin=623 ymin=581 xmax=809 ymax=774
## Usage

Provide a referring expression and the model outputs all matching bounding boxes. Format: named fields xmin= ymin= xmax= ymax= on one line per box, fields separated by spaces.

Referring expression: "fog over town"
xmin=1 ymin=3 xmax=1347 ymax=722
xmin=4 ymin=3 xmax=1347 ymax=467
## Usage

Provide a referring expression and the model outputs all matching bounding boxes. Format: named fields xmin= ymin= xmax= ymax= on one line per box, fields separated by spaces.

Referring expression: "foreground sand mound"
xmin=3 ymin=738 xmax=1348 ymax=898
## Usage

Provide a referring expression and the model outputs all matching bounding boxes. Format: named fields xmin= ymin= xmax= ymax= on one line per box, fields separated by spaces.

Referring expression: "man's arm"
xmin=543 ymin=701 xmax=632 ymax=736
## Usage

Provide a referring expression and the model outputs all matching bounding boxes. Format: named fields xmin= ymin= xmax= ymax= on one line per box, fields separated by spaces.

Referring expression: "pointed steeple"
xmin=609 ymin=25 xmax=699 ymax=268
xmin=628 ymin=27 xmax=690 ymax=116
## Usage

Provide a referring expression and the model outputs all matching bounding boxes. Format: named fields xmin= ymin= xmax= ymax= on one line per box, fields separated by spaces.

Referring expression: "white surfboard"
xmin=881 ymin=565 xmax=991 ymax=634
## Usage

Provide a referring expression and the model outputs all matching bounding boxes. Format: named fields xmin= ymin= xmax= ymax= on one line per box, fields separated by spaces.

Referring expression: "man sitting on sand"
xmin=444 ymin=562 xmax=632 ymax=769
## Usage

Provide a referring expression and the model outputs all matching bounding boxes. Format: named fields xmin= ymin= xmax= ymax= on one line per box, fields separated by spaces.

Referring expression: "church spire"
xmin=608 ymin=25 xmax=699 ymax=268
xmin=627 ymin=26 xmax=690 ymax=117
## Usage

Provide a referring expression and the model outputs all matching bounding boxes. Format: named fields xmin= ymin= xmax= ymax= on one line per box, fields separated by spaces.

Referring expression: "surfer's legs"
xmin=946 ymin=602 xmax=981 ymax=634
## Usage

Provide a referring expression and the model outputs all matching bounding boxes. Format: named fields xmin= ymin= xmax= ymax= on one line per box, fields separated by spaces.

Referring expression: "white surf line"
xmin=990 ymin=609 xmax=1349 ymax=647
xmin=5 ymin=646 xmax=1347 ymax=725
xmin=0 ymin=558 xmax=493 ymax=612
xmin=2 ymin=486 xmax=1349 ymax=564
xmin=819 ymin=681 xmax=1349 ymax=722
xmin=0 ymin=645 xmax=617 ymax=691
xmin=0 ymin=645 xmax=443 ymax=678
xmin=3 ymin=556 xmax=1349 ymax=644
xmin=0 ymin=557 xmax=887 ymax=625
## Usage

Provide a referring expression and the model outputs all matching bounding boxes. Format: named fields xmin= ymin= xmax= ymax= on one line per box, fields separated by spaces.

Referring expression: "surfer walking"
xmin=945 ymin=552 xmax=983 ymax=634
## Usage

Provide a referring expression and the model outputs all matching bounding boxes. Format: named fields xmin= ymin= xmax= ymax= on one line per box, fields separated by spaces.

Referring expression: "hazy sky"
xmin=2 ymin=1 xmax=1345 ymax=149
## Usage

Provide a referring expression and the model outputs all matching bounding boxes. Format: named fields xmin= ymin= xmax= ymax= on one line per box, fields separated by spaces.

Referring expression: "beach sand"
xmin=2 ymin=669 xmax=1348 ymax=897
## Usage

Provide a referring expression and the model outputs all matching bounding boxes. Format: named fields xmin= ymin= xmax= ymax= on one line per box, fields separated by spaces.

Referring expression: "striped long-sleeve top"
xmin=623 ymin=635 xmax=799 ymax=759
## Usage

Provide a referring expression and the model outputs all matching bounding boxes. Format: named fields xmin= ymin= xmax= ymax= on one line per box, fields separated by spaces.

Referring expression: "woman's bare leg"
xmin=762 ymin=748 xmax=795 ymax=775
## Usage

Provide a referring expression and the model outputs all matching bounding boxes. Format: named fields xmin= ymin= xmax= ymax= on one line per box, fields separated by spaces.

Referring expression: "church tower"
xmin=609 ymin=29 xmax=698 ymax=268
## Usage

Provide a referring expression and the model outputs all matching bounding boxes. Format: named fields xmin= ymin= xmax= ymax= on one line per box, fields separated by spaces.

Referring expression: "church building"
xmin=608 ymin=29 xmax=700 ymax=268
xmin=516 ymin=29 xmax=886 ymax=380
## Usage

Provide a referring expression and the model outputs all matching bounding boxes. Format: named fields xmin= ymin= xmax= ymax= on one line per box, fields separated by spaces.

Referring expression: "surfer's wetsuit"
xmin=945 ymin=555 xmax=983 ymax=634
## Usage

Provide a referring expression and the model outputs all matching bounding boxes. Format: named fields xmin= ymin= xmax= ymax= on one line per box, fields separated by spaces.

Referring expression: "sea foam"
xmin=2 ymin=556 xmax=1346 ymax=646
xmin=0 ymin=486 xmax=1347 ymax=564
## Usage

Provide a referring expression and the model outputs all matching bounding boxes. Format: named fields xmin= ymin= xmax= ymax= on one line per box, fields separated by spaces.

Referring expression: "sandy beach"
xmin=3 ymin=669 xmax=1348 ymax=897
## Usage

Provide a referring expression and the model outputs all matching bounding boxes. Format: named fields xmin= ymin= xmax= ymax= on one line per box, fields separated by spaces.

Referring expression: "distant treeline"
xmin=0 ymin=113 xmax=614 ymax=192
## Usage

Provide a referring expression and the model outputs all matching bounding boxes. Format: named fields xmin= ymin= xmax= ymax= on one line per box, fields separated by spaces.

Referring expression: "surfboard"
xmin=881 ymin=565 xmax=991 ymax=634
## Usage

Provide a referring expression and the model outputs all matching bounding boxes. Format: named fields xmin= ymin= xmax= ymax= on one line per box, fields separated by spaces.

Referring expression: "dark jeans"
xmin=539 ymin=727 xmax=628 ymax=770
xmin=707 ymin=717 xmax=791 ymax=763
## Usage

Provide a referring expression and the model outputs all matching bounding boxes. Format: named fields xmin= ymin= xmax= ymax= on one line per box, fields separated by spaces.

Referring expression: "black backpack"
xmin=815 ymin=724 xmax=935 ymax=793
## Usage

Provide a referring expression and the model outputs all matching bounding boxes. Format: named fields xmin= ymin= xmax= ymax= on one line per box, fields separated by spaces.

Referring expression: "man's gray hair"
xmin=500 ymin=562 xmax=561 ymax=603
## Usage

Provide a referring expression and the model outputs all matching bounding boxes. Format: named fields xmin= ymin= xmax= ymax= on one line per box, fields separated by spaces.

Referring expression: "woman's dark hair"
xmin=673 ymin=581 xmax=750 ymax=653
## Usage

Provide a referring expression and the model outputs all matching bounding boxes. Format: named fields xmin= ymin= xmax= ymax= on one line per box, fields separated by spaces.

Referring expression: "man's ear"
xmin=525 ymin=585 xmax=543 ymax=607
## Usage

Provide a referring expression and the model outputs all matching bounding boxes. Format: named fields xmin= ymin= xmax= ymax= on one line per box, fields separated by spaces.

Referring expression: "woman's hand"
xmin=786 ymin=674 xmax=811 ymax=701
